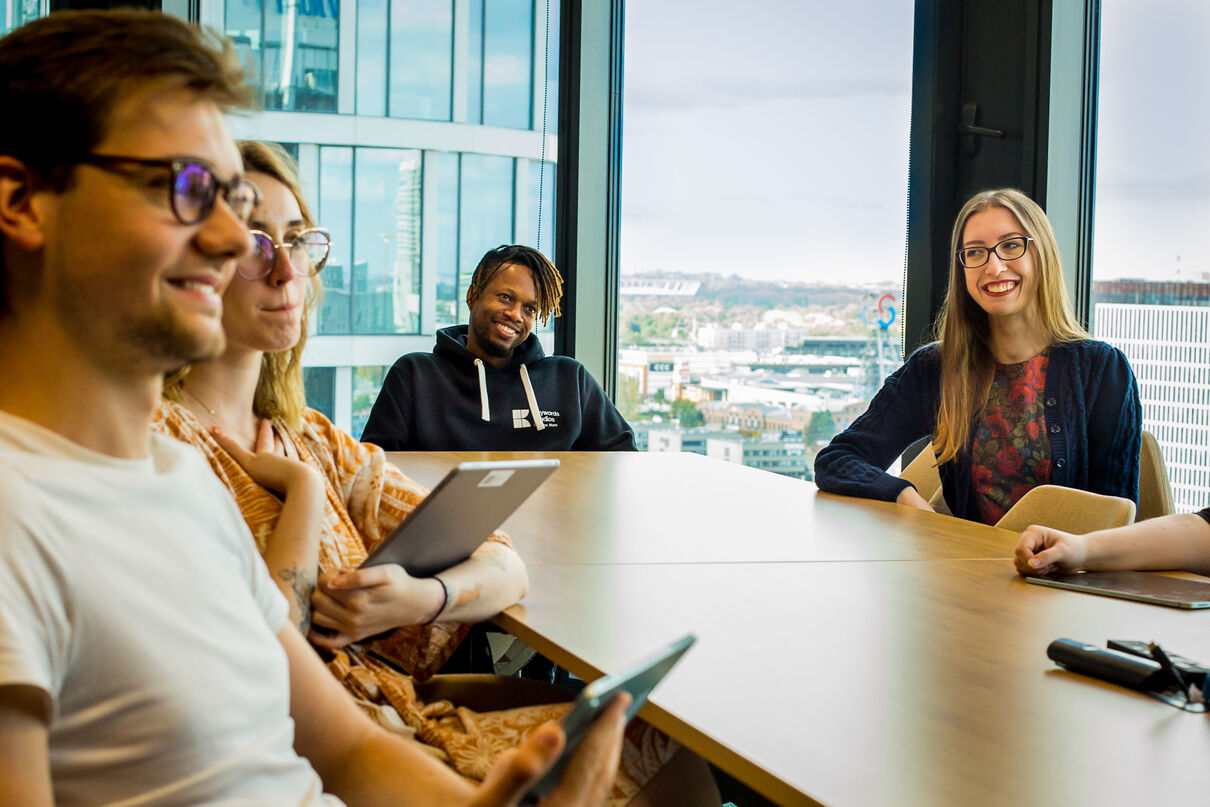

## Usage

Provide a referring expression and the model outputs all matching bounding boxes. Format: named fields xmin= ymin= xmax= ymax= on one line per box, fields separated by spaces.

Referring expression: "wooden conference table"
xmin=387 ymin=451 xmax=1210 ymax=806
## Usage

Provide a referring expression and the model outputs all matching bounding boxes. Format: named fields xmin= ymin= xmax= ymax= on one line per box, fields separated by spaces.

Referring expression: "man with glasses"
xmin=0 ymin=10 xmax=625 ymax=806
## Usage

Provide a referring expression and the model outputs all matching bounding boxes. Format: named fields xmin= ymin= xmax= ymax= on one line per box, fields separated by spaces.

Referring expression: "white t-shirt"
xmin=0 ymin=411 xmax=342 ymax=806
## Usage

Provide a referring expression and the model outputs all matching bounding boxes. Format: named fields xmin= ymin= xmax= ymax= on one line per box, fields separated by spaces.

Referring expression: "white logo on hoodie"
xmin=513 ymin=409 xmax=560 ymax=429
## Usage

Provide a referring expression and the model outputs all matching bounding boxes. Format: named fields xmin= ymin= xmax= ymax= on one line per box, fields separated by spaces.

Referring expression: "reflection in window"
xmin=538 ymin=0 xmax=559 ymax=137
xmin=303 ymin=366 xmax=336 ymax=421
xmin=352 ymin=366 xmax=388 ymax=439
xmin=467 ymin=0 xmax=483 ymax=124
xmin=526 ymin=160 xmax=555 ymax=257
xmin=3 ymin=0 xmax=41 ymax=35
xmin=389 ymin=0 xmax=453 ymax=120
xmin=1090 ymin=0 xmax=1210 ymax=511
xmin=458 ymin=155 xmax=515 ymax=321
xmin=353 ymin=148 xmax=422 ymax=334
xmin=226 ymin=0 xmax=340 ymax=112
xmin=482 ymin=0 xmax=533 ymax=129
xmin=356 ymin=0 xmax=388 ymax=116
xmin=318 ymin=147 xmax=353 ymax=334
xmin=431 ymin=152 xmax=461 ymax=328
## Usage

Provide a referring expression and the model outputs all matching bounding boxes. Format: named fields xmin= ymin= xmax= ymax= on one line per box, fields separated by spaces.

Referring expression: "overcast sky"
xmin=620 ymin=0 xmax=1210 ymax=284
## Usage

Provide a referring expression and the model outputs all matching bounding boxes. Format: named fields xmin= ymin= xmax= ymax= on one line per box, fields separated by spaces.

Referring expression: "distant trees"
xmin=620 ymin=312 xmax=688 ymax=346
xmin=617 ymin=374 xmax=642 ymax=422
xmin=670 ymin=398 xmax=704 ymax=428
xmin=805 ymin=410 xmax=837 ymax=445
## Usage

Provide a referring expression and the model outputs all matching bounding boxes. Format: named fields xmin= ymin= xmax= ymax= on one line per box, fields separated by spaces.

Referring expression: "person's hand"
xmin=1014 ymin=525 xmax=1088 ymax=576
xmin=308 ymin=565 xmax=444 ymax=648
xmin=896 ymin=485 xmax=935 ymax=512
xmin=466 ymin=693 xmax=630 ymax=807
xmin=212 ymin=421 xmax=321 ymax=498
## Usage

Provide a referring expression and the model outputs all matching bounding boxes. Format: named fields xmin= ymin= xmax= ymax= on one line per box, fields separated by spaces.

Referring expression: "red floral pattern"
xmin=970 ymin=352 xmax=1052 ymax=524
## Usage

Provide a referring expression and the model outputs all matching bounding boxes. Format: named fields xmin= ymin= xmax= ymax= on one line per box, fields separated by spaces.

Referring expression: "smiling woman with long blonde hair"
xmin=814 ymin=188 xmax=1141 ymax=524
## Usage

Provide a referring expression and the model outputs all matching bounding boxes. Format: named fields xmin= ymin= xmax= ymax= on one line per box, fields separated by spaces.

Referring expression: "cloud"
xmin=626 ymin=75 xmax=908 ymax=112
xmin=1098 ymin=171 xmax=1210 ymax=202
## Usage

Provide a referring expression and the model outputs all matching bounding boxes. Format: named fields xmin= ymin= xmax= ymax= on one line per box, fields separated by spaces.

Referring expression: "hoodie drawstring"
xmin=475 ymin=359 xmax=490 ymax=422
xmin=519 ymin=364 xmax=545 ymax=431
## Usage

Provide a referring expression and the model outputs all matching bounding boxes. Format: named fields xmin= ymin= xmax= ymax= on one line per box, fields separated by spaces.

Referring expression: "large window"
xmin=229 ymin=0 xmax=548 ymax=128
xmin=455 ymin=154 xmax=515 ymax=322
xmin=312 ymin=146 xmax=558 ymax=339
xmin=1089 ymin=0 xmax=1210 ymax=511
xmin=387 ymin=0 xmax=453 ymax=120
xmin=227 ymin=0 xmax=340 ymax=112
xmin=617 ymin=0 xmax=913 ymax=479
xmin=352 ymin=148 xmax=422 ymax=334
xmin=317 ymin=146 xmax=354 ymax=334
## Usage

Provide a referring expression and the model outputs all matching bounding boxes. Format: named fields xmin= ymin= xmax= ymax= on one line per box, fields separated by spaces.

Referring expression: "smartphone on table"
xmin=522 ymin=634 xmax=697 ymax=803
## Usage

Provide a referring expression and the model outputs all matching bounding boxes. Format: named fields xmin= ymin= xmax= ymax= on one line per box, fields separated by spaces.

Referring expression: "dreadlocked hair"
xmin=465 ymin=244 xmax=564 ymax=324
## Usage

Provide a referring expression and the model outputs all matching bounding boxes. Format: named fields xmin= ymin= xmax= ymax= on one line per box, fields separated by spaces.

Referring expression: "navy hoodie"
xmin=361 ymin=325 xmax=637 ymax=451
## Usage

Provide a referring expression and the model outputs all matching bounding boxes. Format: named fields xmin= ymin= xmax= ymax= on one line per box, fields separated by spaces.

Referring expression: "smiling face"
xmin=35 ymin=82 xmax=251 ymax=375
xmin=960 ymin=205 xmax=1039 ymax=325
xmin=219 ymin=171 xmax=311 ymax=356
xmin=465 ymin=262 xmax=538 ymax=367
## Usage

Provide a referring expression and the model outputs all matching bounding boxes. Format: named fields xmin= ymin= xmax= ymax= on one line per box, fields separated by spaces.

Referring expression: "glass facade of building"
xmin=225 ymin=0 xmax=559 ymax=437
xmin=1090 ymin=0 xmax=1210 ymax=511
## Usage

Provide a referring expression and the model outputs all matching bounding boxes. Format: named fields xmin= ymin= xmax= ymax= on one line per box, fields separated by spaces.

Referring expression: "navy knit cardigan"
xmin=813 ymin=340 xmax=1142 ymax=522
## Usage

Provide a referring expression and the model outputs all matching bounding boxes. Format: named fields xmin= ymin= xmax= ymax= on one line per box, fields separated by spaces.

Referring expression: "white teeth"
xmin=986 ymin=281 xmax=1016 ymax=294
xmin=177 ymin=280 xmax=218 ymax=298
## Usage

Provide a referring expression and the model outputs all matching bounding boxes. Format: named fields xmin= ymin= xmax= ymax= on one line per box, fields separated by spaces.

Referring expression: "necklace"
xmin=182 ymin=386 xmax=218 ymax=417
xmin=181 ymin=385 xmax=270 ymax=452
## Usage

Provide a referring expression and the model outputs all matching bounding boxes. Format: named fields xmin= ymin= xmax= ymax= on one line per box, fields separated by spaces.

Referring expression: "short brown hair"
xmin=0 ymin=9 xmax=250 ymax=186
xmin=0 ymin=10 xmax=251 ymax=317
xmin=466 ymin=244 xmax=564 ymax=325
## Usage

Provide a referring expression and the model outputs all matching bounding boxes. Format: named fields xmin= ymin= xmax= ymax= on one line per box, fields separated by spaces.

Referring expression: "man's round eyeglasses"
xmin=956 ymin=236 xmax=1033 ymax=269
xmin=77 ymin=153 xmax=260 ymax=225
xmin=239 ymin=228 xmax=332 ymax=280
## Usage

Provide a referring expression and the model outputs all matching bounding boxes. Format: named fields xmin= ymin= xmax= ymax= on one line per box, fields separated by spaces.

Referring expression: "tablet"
xmin=524 ymin=634 xmax=697 ymax=803
xmin=1026 ymin=571 xmax=1210 ymax=609
xmin=360 ymin=459 xmax=558 ymax=576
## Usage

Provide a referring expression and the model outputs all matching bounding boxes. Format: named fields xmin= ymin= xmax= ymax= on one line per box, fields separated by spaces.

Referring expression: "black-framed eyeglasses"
xmin=956 ymin=236 xmax=1033 ymax=269
xmin=77 ymin=153 xmax=261 ymax=225
xmin=239 ymin=228 xmax=332 ymax=280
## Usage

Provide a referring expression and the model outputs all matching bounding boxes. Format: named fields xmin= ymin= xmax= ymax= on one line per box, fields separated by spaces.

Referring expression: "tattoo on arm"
xmin=451 ymin=583 xmax=483 ymax=609
xmin=277 ymin=567 xmax=316 ymax=635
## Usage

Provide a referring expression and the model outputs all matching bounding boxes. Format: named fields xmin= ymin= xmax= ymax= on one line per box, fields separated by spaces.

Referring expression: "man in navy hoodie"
xmin=363 ymin=245 xmax=636 ymax=451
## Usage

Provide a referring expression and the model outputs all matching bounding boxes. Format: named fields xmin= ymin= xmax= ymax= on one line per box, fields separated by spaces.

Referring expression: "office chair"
xmin=995 ymin=484 xmax=1136 ymax=534
xmin=898 ymin=441 xmax=941 ymax=503
xmin=1138 ymin=430 xmax=1175 ymax=521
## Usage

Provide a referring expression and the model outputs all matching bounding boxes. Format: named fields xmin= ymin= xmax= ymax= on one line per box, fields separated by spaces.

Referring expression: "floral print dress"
xmin=970 ymin=352 xmax=1053 ymax=525
xmin=154 ymin=401 xmax=675 ymax=804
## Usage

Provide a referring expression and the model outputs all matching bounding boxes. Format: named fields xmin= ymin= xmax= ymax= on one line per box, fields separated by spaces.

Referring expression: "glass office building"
xmin=226 ymin=0 xmax=559 ymax=437
xmin=84 ymin=0 xmax=561 ymax=438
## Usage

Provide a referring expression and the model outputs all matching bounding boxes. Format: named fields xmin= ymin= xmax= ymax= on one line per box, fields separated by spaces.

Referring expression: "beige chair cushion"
xmin=899 ymin=443 xmax=941 ymax=503
xmin=1138 ymin=430 xmax=1175 ymax=521
xmin=995 ymin=484 xmax=1136 ymax=534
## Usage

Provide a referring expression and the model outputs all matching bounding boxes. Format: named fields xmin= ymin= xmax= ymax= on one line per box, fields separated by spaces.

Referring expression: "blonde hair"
xmin=932 ymin=188 xmax=1087 ymax=464
xmin=164 ymin=141 xmax=319 ymax=430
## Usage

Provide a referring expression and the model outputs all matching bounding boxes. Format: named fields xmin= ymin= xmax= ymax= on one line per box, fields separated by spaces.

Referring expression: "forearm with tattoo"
xmin=277 ymin=566 xmax=316 ymax=634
